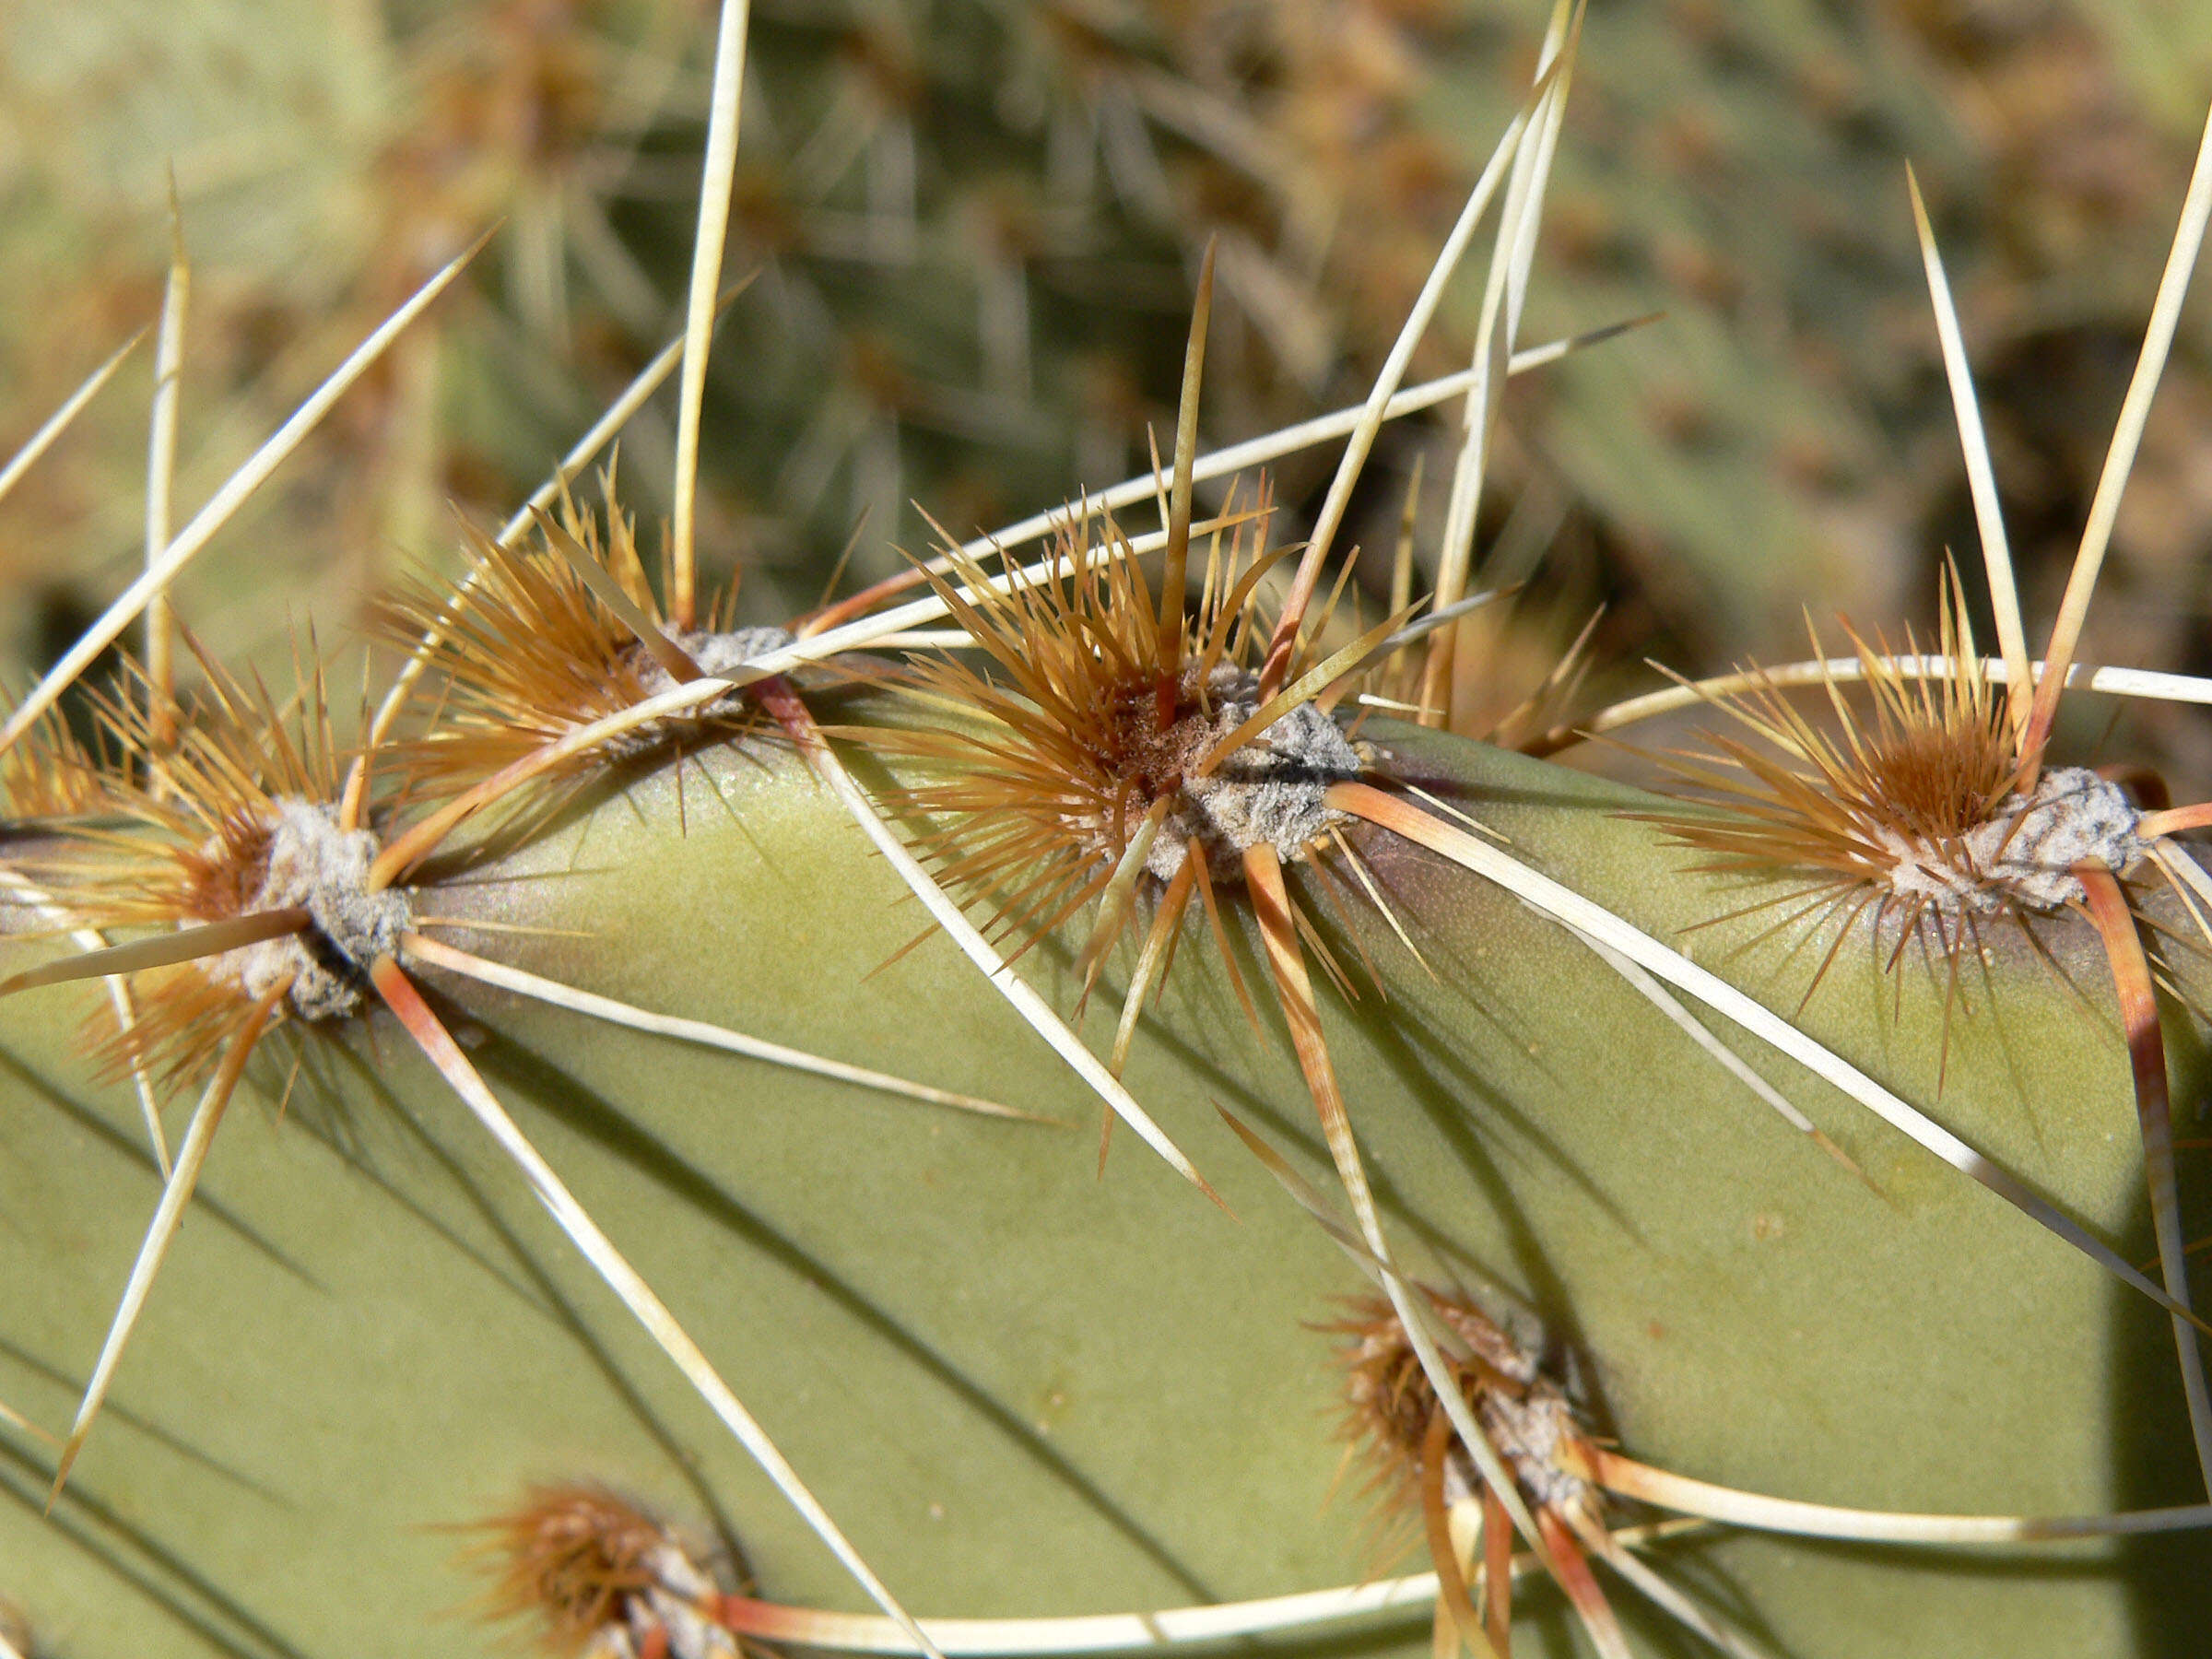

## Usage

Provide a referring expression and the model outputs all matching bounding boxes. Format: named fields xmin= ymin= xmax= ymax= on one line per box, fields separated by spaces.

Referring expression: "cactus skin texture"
xmin=2 ymin=701 xmax=2206 ymax=1656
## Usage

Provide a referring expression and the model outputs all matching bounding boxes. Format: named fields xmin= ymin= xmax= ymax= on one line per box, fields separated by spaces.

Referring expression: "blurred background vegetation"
xmin=5 ymin=0 xmax=2212 ymax=774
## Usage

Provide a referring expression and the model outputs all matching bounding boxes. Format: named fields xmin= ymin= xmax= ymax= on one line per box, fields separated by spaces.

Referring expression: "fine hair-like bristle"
xmin=1649 ymin=574 xmax=2018 ymax=906
xmin=375 ymin=479 xmax=773 ymax=820
xmin=13 ymin=638 xmax=403 ymax=1090
xmin=459 ymin=1483 xmax=745 ymax=1659
xmin=463 ymin=1484 xmax=669 ymax=1654
xmin=862 ymin=494 xmax=1278 ymax=930
xmin=852 ymin=483 xmax=1393 ymax=1003
xmin=0 ymin=697 xmax=100 ymax=823
xmin=1326 ymin=1287 xmax=1593 ymax=1541
xmin=1639 ymin=569 xmax=2165 ymax=1055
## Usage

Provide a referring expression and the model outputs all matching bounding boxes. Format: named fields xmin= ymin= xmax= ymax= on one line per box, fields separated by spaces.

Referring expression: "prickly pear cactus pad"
xmin=10 ymin=2 xmax=2212 ymax=1654
xmin=3 ymin=709 xmax=2208 ymax=1657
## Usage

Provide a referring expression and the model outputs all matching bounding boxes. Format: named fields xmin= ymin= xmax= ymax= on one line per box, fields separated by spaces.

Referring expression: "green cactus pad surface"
xmin=2 ymin=709 xmax=2207 ymax=1657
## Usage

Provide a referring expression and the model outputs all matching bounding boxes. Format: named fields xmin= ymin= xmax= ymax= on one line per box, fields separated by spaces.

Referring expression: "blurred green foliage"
xmin=3 ymin=0 xmax=2211 ymax=734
